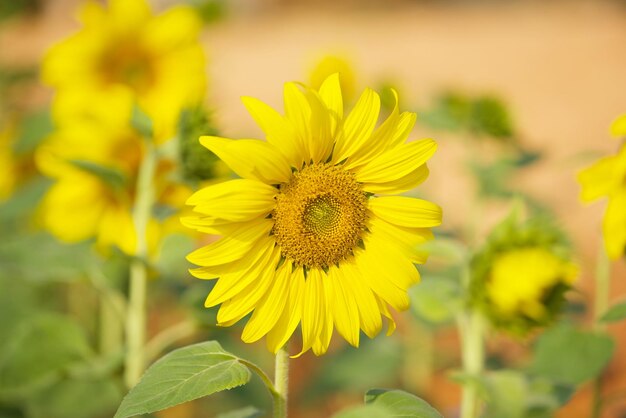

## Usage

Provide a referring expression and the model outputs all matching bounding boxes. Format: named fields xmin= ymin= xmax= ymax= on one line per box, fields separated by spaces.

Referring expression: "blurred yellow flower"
xmin=37 ymin=120 xmax=190 ymax=254
xmin=610 ymin=114 xmax=626 ymax=138
xmin=310 ymin=55 xmax=356 ymax=104
xmin=578 ymin=117 xmax=626 ymax=260
xmin=487 ymin=247 xmax=577 ymax=321
xmin=0 ymin=126 xmax=17 ymax=201
xmin=183 ymin=74 xmax=442 ymax=356
xmin=42 ymin=0 xmax=207 ymax=142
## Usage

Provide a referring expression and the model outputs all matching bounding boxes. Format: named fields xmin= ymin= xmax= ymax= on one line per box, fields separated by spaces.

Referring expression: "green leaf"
xmin=410 ymin=277 xmax=463 ymax=324
xmin=366 ymin=389 xmax=443 ymax=418
xmin=0 ymin=232 xmax=96 ymax=284
xmin=69 ymin=159 xmax=127 ymax=190
xmin=600 ymin=301 xmax=626 ymax=323
xmin=114 ymin=341 xmax=252 ymax=418
xmin=216 ymin=406 xmax=264 ymax=418
xmin=0 ymin=314 xmax=93 ymax=399
xmin=13 ymin=109 xmax=54 ymax=155
xmin=26 ymin=377 xmax=122 ymax=418
xmin=531 ymin=324 xmax=614 ymax=385
xmin=131 ymin=105 xmax=154 ymax=139
xmin=483 ymin=371 xmax=528 ymax=418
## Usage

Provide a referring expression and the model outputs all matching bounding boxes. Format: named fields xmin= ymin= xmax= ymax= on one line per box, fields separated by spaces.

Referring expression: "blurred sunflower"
xmin=578 ymin=114 xmax=626 ymax=260
xmin=471 ymin=215 xmax=577 ymax=335
xmin=183 ymin=74 xmax=442 ymax=356
xmin=42 ymin=0 xmax=206 ymax=142
xmin=0 ymin=125 xmax=18 ymax=201
xmin=37 ymin=120 xmax=191 ymax=254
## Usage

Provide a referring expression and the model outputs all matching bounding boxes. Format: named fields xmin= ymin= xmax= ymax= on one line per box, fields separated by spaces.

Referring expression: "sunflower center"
xmin=99 ymin=43 xmax=156 ymax=93
xmin=272 ymin=163 xmax=368 ymax=269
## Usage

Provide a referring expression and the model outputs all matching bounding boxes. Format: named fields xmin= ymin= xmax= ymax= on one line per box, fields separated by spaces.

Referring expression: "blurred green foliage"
xmin=178 ymin=106 xmax=220 ymax=182
xmin=420 ymin=92 xmax=515 ymax=140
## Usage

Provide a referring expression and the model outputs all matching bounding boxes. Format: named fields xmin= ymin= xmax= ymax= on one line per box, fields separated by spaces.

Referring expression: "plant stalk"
xmin=124 ymin=143 xmax=157 ymax=388
xmin=459 ymin=309 xmax=485 ymax=418
xmin=273 ymin=348 xmax=290 ymax=418
xmin=591 ymin=246 xmax=611 ymax=418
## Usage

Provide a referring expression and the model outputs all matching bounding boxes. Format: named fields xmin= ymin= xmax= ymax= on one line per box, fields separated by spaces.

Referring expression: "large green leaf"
xmin=114 ymin=341 xmax=252 ymax=418
xmin=0 ymin=314 xmax=93 ymax=398
xmin=530 ymin=324 xmax=614 ymax=385
xmin=334 ymin=389 xmax=443 ymax=417
xmin=366 ymin=389 xmax=443 ymax=418
xmin=26 ymin=377 xmax=122 ymax=418
xmin=600 ymin=301 xmax=626 ymax=323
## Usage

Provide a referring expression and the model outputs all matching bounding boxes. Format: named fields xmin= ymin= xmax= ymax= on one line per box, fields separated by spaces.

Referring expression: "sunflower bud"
xmin=470 ymin=214 xmax=577 ymax=336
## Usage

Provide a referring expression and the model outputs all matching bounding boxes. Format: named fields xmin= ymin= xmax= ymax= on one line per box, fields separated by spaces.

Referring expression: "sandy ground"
xmin=1 ymin=0 xmax=626 ymax=417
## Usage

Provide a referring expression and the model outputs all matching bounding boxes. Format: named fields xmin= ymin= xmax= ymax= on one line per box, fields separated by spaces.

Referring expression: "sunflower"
xmin=42 ymin=0 xmax=206 ymax=142
xmin=37 ymin=119 xmax=191 ymax=254
xmin=578 ymin=114 xmax=626 ymax=260
xmin=183 ymin=74 xmax=442 ymax=356
xmin=486 ymin=247 xmax=577 ymax=323
xmin=470 ymin=214 xmax=577 ymax=335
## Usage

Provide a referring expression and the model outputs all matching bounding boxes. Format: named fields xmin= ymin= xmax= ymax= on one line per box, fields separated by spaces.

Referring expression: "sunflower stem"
xmin=591 ymin=246 xmax=611 ymax=418
xmin=124 ymin=142 xmax=157 ymax=389
xmin=273 ymin=348 xmax=289 ymax=418
xmin=458 ymin=260 xmax=485 ymax=418
xmin=458 ymin=309 xmax=485 ymax=418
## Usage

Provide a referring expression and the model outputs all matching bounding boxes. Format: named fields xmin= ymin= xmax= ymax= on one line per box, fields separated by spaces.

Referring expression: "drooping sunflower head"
xmin=471 ymin=214 xmax=577 ymax=336
xmin=183 ymin=74 xmax=442 ymax=356
xmin=42 ymin=0 xmax=207 ymax=141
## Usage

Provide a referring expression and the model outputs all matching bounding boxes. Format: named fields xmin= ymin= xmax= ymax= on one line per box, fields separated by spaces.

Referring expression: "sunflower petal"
xmin=266 ymin=268 xmax=306 ymax=353
xmin=578 ymin=156 xmax=617 ymax=202
xmin=200 ymin=136 xmax=291 ymax=184
xmin=204 ymin=240 xmax=277 ymax=307
xmin=241 ymin=96 xmax=302 ymax=165
xmin=186 ymin=219 xmax=272 ymax=267
xmin=333 ymin=263 xmax=382 ymax=339
xmin=241 ymin=261 xmax=291 ymax=343
xmin=363 ymin=164 xmax=430 ymax=195
xmin=295 ymin=268 xmax=326 ymax=357
xmin=603 ymin=190 xmax=626 ymax=259
xmin=328 ymin=268 xmax=360 ymax=347
xmin=356 ymin=138 xmax=437 ymax=186
xmin=333 ymin=88 xmax=381 ymax=164
xmin=187 ymin=179 xmax=276 ymax=222
xmin=369 ymin=196 xmax=442 ymax=228
xmin=318 ymin=73 xmax=343 ymax=134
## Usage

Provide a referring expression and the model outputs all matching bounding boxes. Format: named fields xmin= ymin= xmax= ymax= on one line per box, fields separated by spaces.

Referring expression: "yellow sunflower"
xmin=37 ymin=119 xmax=190 ymax=254
xmin=183 ymin=74 xmax=442 ymax=356
xmin=487 ymin=247 xmax=577 ymax=322
xmin=42 ymin=0 xmax=206 ymax=142
xmin=578 ymin=115 xmax=626 ymax=259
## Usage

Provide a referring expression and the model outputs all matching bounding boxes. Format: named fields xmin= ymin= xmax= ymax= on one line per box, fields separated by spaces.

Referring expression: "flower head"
xmin=42 ymin=0 xmax=206 ymax=142
xmin=578 ymin=114 xmax=626 ymax=260
xmin=183 ymin=74 xmax=442 ymax=356
xmin=37 ymin=118 xmax=191 ymax=254
xmin=471 ymin=214 xmax=577 ymax=335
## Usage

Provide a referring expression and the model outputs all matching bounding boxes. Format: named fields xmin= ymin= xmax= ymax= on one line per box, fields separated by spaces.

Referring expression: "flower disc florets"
xmin=272 ymin=163 xmax=368 ymax=269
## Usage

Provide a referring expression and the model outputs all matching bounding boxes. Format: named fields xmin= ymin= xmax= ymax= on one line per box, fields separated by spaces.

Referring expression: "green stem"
xmin=458 ymin=260 xmax=485 ymax=418
xmin=591 ymin=246 xmax=611 ymax=418
xmin=124 ymin=143 xmax=157 ymax=388
xmin=458 ymin=309 xmax=485 ymax=418
xmin=273 ymin=348 xmax=289 ymax=418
